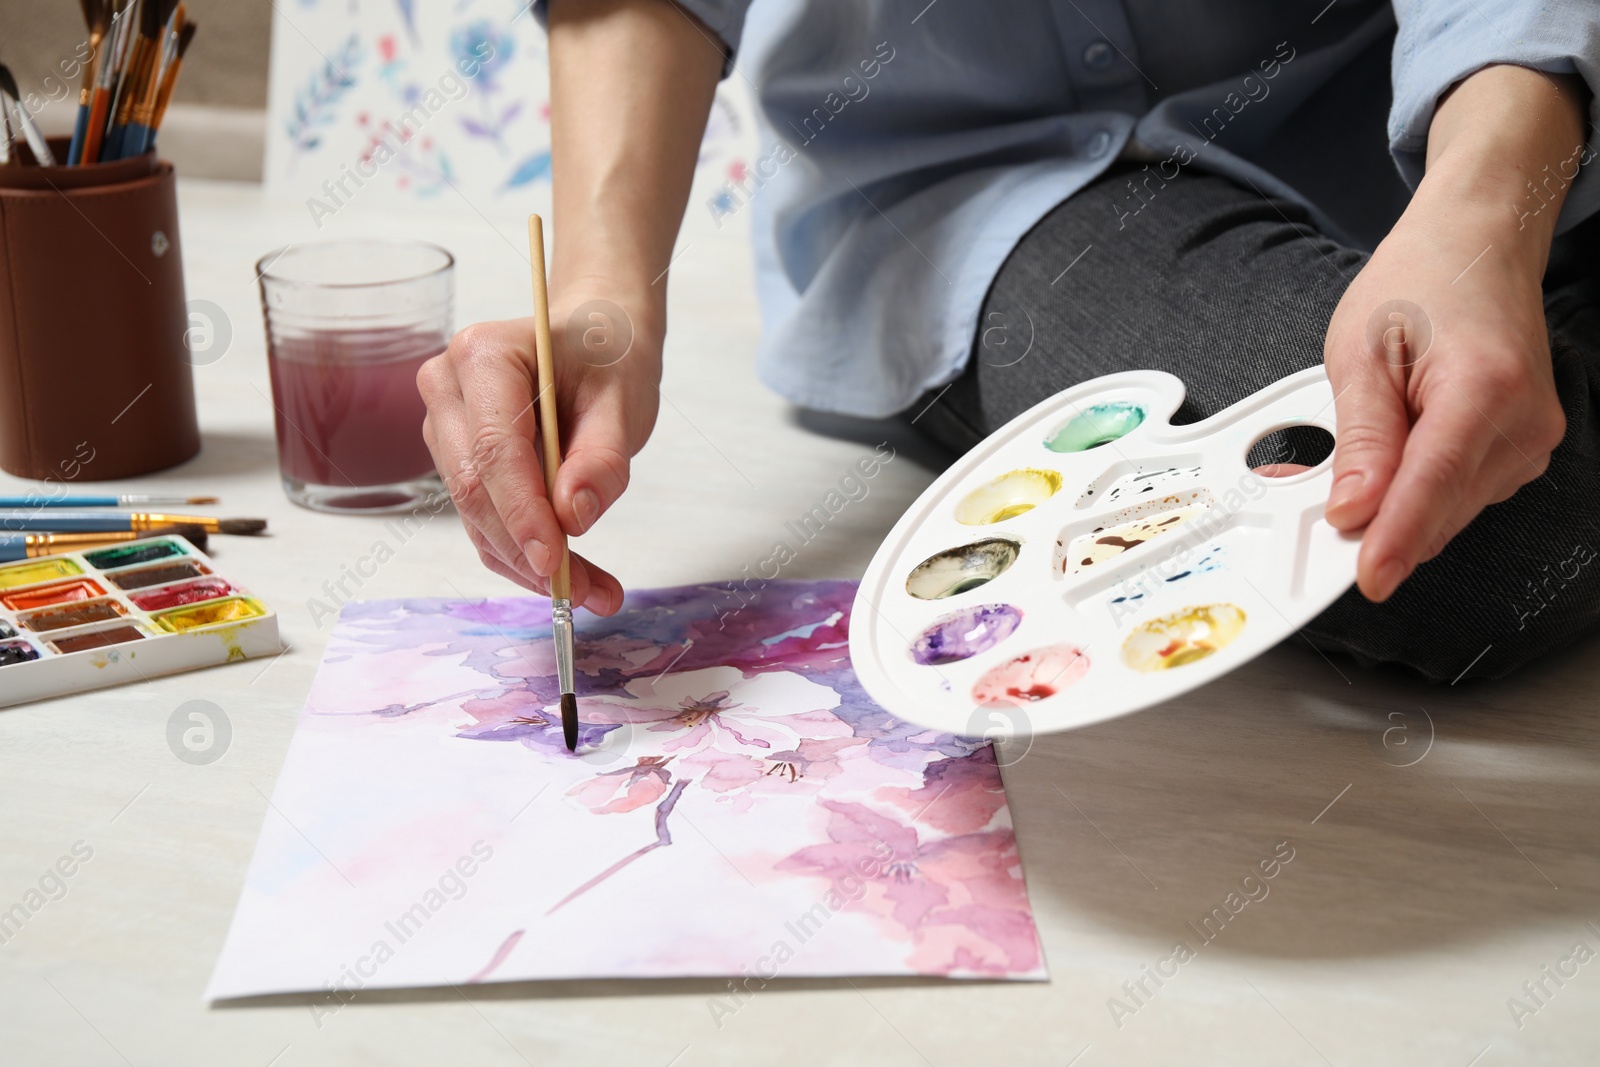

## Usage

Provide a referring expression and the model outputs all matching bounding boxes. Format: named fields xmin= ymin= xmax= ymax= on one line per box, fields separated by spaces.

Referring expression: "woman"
xmin=418 ymin=0 xmax=1599 ymax=681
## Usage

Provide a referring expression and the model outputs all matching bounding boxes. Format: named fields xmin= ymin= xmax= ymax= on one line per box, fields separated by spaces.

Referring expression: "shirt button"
xmin=1084 ymin=40 xmax=1115 ymax=69
xmin=1088 ymin=130 xmax=1112 ymax=158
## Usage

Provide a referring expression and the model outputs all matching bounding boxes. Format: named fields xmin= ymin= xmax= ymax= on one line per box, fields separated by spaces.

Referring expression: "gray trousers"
xmin=912 ymin=166 xmax=1600 ymax=682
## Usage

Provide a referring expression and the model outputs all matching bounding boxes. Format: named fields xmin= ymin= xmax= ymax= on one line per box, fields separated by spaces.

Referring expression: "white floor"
xmin=2 ymin=179 xmax=1597 ymax=1066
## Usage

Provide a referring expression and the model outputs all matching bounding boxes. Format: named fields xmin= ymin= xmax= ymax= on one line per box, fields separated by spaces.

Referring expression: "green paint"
xmin=1045 ymin=401 xmax=1146 ymax=453
xmin=84 ymin=539 xmax=186 ymax=571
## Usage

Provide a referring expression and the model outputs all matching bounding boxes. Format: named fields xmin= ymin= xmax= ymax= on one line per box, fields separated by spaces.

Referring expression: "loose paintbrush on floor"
xmin=0 ymin=511 xmax=265 ymax=535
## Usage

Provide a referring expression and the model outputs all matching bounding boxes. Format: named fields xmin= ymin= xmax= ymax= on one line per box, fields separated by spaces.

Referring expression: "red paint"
xmin=266 ymin=327 xmax=440 ymax=487
xmin=1 ymin=579 xmax=106 ymax=610
xmin=129 ymin=578 xmax=234 ymax=611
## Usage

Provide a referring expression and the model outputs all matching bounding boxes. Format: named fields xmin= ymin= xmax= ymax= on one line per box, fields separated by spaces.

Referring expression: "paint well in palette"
xmin=153 ymin=596 xmax=268 ymax=633
xmin=1044 ymin=401 xmax=1145 ymax=453
xmin=910 ymin=603 xmax=1022 ymax=665
xmin=107 ymin=560 xmax=209 ymax=591
xmin=1 ymin=579 xmax=108 ymax=611
xmin=49 ymin=625 xmax=145 ymax=654
xmin=1109 ymin=544 xmax=1225 ymax=605
xmin=906 ymin=538 xmax=1021 ymax=600
xmin=0 ymin=557 xmax=83 ymax=590
xmin=1122 ymin=604 xmax=1247 ymax=672
xmin=129 ymin=578 xmax=235 ymax=611
xmin=0 ymin=640 xmax=38 ymax=665
xmin=972 ymin=643 xmax=1089 ymax=707
xmin=84 ymin=539 xmax=187 ymax=571
xmin=1078 ymin=464 xmax=1203 ymax=507
xmin=1058 ymin=491 xmax=1212 ymax=575
xmin=954 ymin=469 xmax=1061 ymax=525
xmin=19 ymin=598 xmax=128 ymax=632
xmin=0 ymin=619 xmax=12 ymax=639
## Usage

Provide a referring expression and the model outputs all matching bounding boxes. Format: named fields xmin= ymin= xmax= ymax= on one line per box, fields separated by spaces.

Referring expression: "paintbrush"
xmin=81 ymin=0 xmax=134 ymax=165
xmin=0 ymin=65 xmax=56 ymax=166
xmin=120 ymin=3 xmax=182 ymax=158
xmin=0 ymin=89 xmax=13 ymax=166
xmin=140 ymin=19 xmax=195 ymax=151
xmin=0 ymin=510 xmax=265 ymax=534
xmin=0 ymin=493 xmax=218 ymax=508
xmin=0 ymin=524 xmax=208 ymax=562
xmin=105 ymin=0 xmax=175 ymax=160
xmin=67 ymin=0 xmax=110 ymax=164
xmin=527 ymin=214 xmax=579 ymax=751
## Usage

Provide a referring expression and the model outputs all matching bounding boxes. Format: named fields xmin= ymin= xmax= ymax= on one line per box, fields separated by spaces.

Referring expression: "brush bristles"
xmin=217 ymin=518 xmax=267 ymax=535
xmin=560 ymin=692 xmax=578 ymax=751
xmin=187 ymin=495 xmax=218 ymax=505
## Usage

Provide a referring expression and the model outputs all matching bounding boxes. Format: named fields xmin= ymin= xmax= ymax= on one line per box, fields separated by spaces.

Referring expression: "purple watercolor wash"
xmin=910 ymin=604 xmax=1023 ymax=666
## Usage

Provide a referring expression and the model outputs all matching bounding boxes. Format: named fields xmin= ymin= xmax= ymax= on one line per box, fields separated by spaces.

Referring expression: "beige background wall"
xmin=0 ymin=0 xmax=270 ymax=109
xmin=1 ymin=0 xmax=272 ymax=177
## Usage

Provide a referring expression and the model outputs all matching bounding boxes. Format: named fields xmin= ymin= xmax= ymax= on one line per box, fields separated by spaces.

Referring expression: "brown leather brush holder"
xmin=0 ymin=138 xmax=200 ymax=481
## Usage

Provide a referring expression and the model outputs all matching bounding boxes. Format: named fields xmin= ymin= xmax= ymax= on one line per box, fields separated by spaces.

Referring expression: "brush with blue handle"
xmin=122 ymin=17 xmax=193 ymax=157
xmin=0 ymin=494 xmax=217 ymax=508
xmin=0 ymin=511 xmax=264 ymax=535
xmin=66 ymin=0 xmax=110 ymax=165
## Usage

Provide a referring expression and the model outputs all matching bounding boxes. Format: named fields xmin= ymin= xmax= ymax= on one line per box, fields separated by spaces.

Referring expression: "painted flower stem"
xmin=546 ymin=778 xmax=691 ymax=915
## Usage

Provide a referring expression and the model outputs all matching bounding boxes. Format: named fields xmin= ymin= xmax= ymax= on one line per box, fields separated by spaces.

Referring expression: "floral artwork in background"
xmin=265 ymin=0 xmax=754 ymax=215
xmin=206 ymin=581 xmax=1046 ymax=1000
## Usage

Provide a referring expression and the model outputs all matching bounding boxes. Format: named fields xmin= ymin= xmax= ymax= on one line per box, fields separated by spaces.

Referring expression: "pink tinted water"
xmin=266 ymin=327 xmax=440 ymax=487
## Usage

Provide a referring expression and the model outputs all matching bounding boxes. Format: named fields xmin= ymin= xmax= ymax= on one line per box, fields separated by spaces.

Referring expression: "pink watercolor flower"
xmin=583 ymin=667 xmax=854 ymax=794
xmin=882 ymin=749 xmax=1009 ymax=834
xmin=566 ymin=756 xmax=674 ymax=814
xmin=778 ymin=800 xmax=1043 ymax=977
xmin=378 ymin=35 xmax=397 ymax=62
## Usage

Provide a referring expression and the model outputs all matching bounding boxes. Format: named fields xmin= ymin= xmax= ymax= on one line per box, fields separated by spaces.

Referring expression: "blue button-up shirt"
xmin=640 ymin=1 xmax=1600 ymax=417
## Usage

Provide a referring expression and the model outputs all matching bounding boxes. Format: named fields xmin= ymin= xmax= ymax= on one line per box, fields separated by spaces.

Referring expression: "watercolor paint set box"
xmin=852 ymin=366 xmax=1362 ymax=736
xmin=0 ymin=536 xmax=280 ymax=707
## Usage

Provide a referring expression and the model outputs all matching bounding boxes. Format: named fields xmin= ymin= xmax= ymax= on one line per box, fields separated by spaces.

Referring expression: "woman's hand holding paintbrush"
xmin=416 ymin=294 xmax=655 ymax=617
xmin=417 ymin=0 xmax=718 ymax=615
xmin=422 ymin=211 xmax=652 ymax=749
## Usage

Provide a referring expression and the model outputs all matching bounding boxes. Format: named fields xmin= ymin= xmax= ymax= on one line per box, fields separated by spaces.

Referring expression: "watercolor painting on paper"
xmin=206 ymin=581 xmax=1046 ymax=999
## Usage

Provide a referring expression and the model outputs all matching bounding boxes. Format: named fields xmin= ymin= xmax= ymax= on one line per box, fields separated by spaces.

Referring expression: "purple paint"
xmin=911 ymin=604 xmax=1023 ymax=666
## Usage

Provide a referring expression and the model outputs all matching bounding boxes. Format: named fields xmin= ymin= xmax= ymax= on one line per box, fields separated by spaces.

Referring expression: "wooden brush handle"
xmin=527 ymin=214 xmax=572 ymax=602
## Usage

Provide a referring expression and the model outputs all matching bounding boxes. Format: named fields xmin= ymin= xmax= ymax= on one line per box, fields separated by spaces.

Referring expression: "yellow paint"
xmin=1122 ymin=603 xmax=1247 ymax=672
xmin=0 ymin=557 xmax=83 ymax=590
xmin=153 ymin=596 xmax=267 ymax=633
xmin=954 ymin=468 xmax=1063 ymax=526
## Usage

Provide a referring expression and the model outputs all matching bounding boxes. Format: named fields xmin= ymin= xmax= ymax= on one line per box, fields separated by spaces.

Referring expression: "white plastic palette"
xmin=851 ymin=366 xmax=1361 ymax=736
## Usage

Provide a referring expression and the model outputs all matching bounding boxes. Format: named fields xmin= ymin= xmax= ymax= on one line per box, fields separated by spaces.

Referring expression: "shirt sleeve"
xmin=532 ymin=0 xmax=753 ymax=78
xmin=1389 ymin=0 xmax=1600 ymax=232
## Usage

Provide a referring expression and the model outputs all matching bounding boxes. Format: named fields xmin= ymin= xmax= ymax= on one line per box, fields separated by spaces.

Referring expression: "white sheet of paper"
xmin=207 ymin=582 xmax=1046 ymax=1000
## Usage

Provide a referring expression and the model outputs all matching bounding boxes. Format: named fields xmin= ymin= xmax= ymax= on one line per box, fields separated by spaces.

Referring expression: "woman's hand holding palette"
xmin=851 ymin=367 xmax=1361 ymax=736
